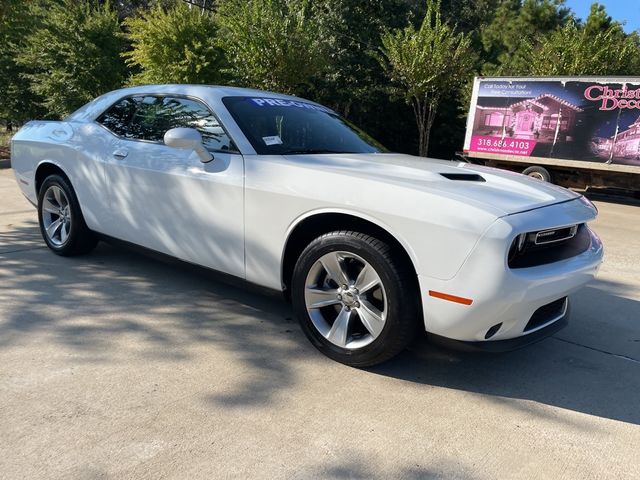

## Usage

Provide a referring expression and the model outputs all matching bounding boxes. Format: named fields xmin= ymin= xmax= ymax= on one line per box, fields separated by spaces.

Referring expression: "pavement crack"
xmin=553 ymin=336 xmax=640 ymax=364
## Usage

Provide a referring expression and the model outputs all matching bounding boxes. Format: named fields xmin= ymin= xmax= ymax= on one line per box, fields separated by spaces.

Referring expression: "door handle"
xmin=113 ymin=149 xmax=128 ymax=159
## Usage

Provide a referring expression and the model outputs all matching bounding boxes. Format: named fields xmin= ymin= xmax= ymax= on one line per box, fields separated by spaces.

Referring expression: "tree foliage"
xmin=123 ymin=1 xmax=225 ymax=85
xmin=480 ymin=0 xmax=570 ymax=74
xmin=309 ymin=0 xmax=420 ymax=152
xmin=0 ymin=0 xmax=47 ymax=124
xmin=378 ymin=0 xmax=473 ymax=156
xmin=583 ymin=2 xmax=617 ymax=36
xmin=483 ymin=2 xmax=640 ymax=77
xmin=108 ymin=0 xmax=173 ymax=19
xmin=3 ymin=0 xmax=640 ymax=157
xmin=216 ymin=0 xmax=327 ymax=94
xmin=526 ymin=20 xmax=640 ymax=76
xmin=312 ymin=0 xmax=412 ymax=113
xmin=14 ymin=0 xmax=125 ymax=119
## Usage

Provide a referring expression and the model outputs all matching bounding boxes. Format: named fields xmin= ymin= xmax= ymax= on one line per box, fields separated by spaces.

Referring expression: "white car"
xmin=11 ymin=85 xmax=603 ymax=366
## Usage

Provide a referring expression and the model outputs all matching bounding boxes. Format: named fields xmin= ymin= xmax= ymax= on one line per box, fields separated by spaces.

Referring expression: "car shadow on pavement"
xmin=2 ymin=221 xmax=639 ymax=426
xmin=0 ymin=221 xmax=310 ymax=409
xmin=370 ymin=280 xmax=640 ymax=426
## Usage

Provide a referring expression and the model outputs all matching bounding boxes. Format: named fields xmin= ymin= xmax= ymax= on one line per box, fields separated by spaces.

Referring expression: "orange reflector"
xmin=428 ymin=290 xmax=473 ymax=305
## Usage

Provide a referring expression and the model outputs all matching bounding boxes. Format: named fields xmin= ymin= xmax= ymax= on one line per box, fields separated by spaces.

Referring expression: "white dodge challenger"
xmin=11 ymin=85 xmax=603 ymax=366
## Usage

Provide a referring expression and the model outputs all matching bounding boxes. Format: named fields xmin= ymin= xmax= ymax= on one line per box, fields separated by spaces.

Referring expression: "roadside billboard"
xmin=463 ymin=77 xmax=640 ymax=168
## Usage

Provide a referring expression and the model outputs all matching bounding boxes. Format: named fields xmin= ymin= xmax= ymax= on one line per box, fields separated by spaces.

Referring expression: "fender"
xmin=34 ymin=160 xmax=98 ymax=231
xmin=281 ymin=206 xmax=421 ymax=285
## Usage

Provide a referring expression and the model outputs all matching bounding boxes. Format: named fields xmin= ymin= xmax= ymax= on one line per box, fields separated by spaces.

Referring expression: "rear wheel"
xmin=291 ymin=231 xmax=420 ymax=367
xmin=523 ymin=165 xmax=552 ymax=182
xmin=38 ymin=174 xmax=97 ymax=256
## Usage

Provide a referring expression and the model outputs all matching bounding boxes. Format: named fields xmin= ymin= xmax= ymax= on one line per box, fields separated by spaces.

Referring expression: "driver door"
xmin=97 ymin=94 xmax=245 ymax=278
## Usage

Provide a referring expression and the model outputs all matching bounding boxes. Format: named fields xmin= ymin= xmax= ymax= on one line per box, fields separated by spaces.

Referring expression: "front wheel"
xmin=291 ymin=231 xmax=420 ymax=367
xmin=37 ymin=174 xmax=97 ymax=256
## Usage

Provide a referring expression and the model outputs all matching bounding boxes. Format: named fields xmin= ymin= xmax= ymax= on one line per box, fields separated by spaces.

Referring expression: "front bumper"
xmin=418 ymin=199 xmax=603 ymax=344
xmin=429 ymin=302 xmax=569 ymax=352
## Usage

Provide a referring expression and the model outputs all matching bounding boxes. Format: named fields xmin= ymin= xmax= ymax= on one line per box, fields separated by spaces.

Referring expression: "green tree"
xmin=312 ymin=0 xmax=413 ymax=115
xmin=526 ymin=19 xmax=640 ymax=75
xmin=480 ymin=0 xmax=570 ymax=74
xmin=583 ymin=2 xmax=617 ymax=36
xmin=440 ymin=0 xmax=500 ymax=49
xmin=0 ymin=0 xmax=46 ymax=127
xmin=16 ymin=0 xmax=126 ymax=119
xmin=378 ymin=0 xmax=474 ymax=156
xmin=217 ymin=0 xmax=327 ymax=94
xmin=308 ymin=0 xmax=423 ymax=153
xmin=123 ymin=1 xmax=225 ymax=85
xmin=107 ymin=0 xmax=173 ymax=19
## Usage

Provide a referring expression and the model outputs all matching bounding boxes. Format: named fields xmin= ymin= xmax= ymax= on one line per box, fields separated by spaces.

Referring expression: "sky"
xmin=564 ymin=0 xmax=640 ymax=33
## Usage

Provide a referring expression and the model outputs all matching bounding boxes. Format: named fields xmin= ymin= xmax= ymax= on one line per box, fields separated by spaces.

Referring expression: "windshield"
xmin=222 ymin=96 xmax=387 ymax=155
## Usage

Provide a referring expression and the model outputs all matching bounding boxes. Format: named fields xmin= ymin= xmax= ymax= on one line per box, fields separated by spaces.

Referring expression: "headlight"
xmin=578 ymin=195 xmax=598 ymax=214
xmin=508 ymin=233 xmax=526 ymax=263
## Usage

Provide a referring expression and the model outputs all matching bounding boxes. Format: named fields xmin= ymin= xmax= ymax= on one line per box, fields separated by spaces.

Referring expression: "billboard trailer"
xmin=462 ymin=76 xmax=640 ymax=192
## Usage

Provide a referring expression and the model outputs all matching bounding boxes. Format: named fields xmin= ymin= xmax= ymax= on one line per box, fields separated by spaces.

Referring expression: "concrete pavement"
xmin=1 ymin=167 xmax=639 ymax=479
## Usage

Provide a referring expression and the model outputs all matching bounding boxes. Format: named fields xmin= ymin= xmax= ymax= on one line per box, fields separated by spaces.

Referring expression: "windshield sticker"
xmin=262 ymin=135 xmax=283 ymax=146
xmin=249 ymin=97 xmax=332 ymax=113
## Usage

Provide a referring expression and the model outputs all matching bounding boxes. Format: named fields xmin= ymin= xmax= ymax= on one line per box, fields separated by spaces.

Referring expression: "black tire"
xmin=291 ymin=231 xmax=420 ymax=367
xmin=37 ymin=174 xmax=98 ymax=256
xmin=522 ymin=165 xmax=552 ymax=182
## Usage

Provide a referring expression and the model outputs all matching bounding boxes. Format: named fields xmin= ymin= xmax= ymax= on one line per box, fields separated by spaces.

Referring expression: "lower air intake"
xmin=524 ymin=297 xmax=567 ymax=332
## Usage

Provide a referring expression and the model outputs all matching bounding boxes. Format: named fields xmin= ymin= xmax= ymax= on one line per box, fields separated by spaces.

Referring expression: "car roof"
xmin=107 ymin=84 xmax=308 ymax=100
xmin=66 ymin=84 xmax=320 ymax=122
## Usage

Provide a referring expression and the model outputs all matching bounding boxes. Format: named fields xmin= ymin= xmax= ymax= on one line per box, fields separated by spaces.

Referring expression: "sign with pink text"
xmin=464 ymin=77 xmax=640 ymax=166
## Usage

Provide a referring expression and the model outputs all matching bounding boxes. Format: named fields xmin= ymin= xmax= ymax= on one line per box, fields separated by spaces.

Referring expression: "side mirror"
xmin=164 ymin=127 xmax=213 ymax=163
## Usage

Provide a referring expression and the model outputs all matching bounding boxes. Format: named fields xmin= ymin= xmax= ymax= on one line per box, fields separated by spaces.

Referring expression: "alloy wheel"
xmin=42 ymin=185 xmax=72 ymax=246
xmin=304 ymin=251 xmax=387 ymax=349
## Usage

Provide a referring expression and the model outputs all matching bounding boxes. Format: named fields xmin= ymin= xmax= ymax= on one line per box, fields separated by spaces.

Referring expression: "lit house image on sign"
xmin=600 ymin=116 xmax=640 ymax=160
xmin=472 ymin=94 xmax=583 ymax=142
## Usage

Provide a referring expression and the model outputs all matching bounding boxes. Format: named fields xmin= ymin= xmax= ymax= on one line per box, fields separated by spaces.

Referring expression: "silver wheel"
xmin=304 ymin=251 xmax=387 ymax=349
xmin=42 ymin=185 xmax=72 ymax=247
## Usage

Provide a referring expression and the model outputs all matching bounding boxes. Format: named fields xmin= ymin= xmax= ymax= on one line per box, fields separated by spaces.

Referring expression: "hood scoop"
xmin=439 ymin=172 xmax=486 ymax=182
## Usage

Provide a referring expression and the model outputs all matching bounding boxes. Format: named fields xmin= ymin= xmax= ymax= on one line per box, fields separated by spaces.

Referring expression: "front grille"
xmin=508 ymin=224 xmax=591 ymax=269
xmin=524 ymin=297 xmax=567 ymax=332
xmin=534 ymin=225 xmax=578 ymax=245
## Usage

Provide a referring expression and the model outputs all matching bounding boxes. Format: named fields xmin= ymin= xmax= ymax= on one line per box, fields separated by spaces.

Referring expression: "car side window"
xmin=134 ymin=96 xmax=238 ymax=152
xmin=97 ymin=95 xmax=237 ymax=153
xmin=96 ymin=98 xmax=138 ymax=137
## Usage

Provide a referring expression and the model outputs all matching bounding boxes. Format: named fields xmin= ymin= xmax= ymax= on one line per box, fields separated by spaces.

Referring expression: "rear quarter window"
xmin=96 ymin=98 xmax=138 ymax=137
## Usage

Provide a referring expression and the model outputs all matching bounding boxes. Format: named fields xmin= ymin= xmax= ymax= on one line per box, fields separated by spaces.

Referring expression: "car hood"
xmin=283 ymin=153 xmax=580 ymax=217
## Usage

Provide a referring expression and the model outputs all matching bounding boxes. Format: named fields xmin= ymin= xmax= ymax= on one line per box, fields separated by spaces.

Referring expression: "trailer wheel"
xmin=523 ymin=166 xmax=552 ymax=183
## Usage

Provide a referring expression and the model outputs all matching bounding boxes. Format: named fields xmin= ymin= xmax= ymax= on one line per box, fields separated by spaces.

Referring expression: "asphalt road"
xmin=1 ymin=167 xmax=639 ymax=479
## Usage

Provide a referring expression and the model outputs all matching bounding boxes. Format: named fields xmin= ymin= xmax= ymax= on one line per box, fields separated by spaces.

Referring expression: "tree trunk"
xmin=343 ymin=100 xmax=352 ymax=119
xmin=423 ymin=103 xmax=438 ymax=158
xmin=411 ymin=94 xmax=439 ymax=157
